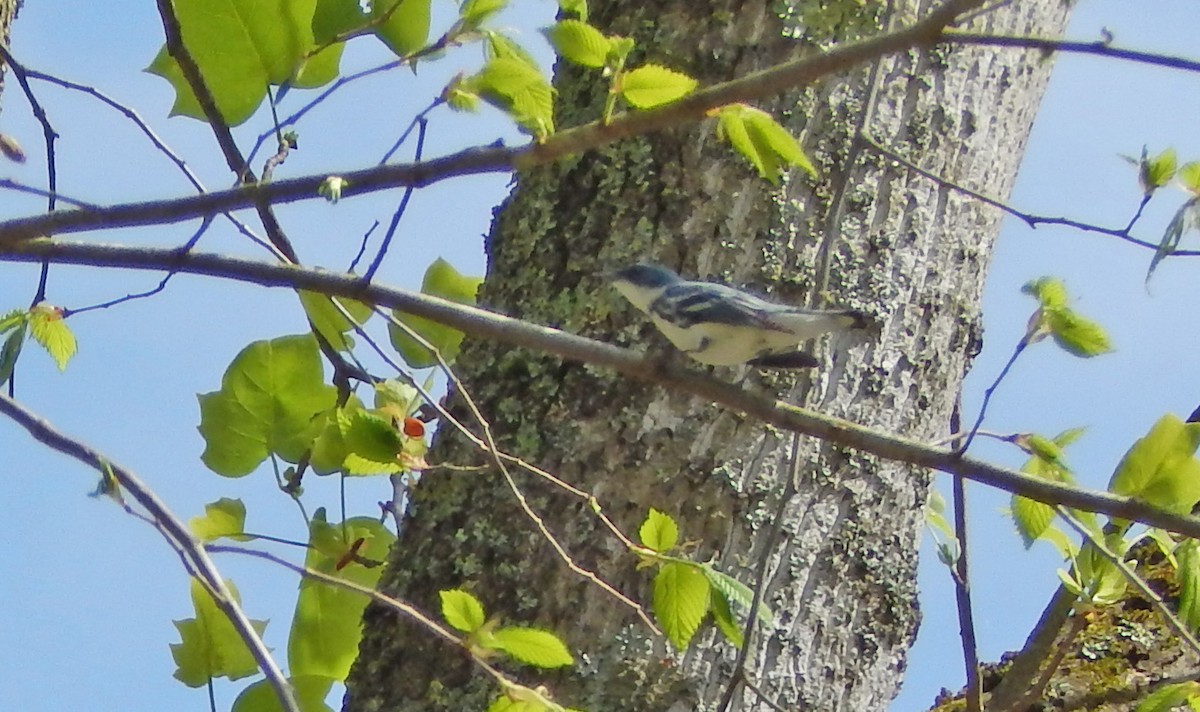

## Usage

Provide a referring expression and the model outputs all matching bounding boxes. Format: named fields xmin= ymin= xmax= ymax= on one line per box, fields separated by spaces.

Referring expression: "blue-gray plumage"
xmin=610 ymin=262 xmax=866 ymax=367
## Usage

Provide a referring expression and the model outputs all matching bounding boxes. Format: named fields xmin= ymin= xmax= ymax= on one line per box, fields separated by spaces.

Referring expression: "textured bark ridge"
xmin=346 ymin=1 xmax=1071 ymax=710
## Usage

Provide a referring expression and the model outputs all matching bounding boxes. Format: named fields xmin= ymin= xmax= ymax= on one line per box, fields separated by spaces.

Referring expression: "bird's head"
xmin=609 ymin=262 xmax=680 ymax=311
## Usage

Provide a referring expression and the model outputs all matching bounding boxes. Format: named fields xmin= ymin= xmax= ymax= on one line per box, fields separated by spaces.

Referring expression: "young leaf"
xmin=28 ymin=304 xmax=76 ymax=371
xmin=543 ymin=19 xmax=611 ymax=68
xmin=290 ymin=515 xmax=395 ymax=680
xmin=653 ymin=562 xmax=711 ymax=651
xmin=489 ymin=627 xmax=574 ymax=668
xmin=470 ymin=57 xmax=555 ymax=137
xmin=340 ymin=410 xmax=406 ymax=475
xmin=1140 ymin=147 xmax=1177 ymax=194
xmin=440 ymin=589 xmax=487 ymax=633
xmin=716 ymin=105 xmax=814 ymax=184
xmin=170 ymin=578 xmax=267 ymax=687
xmin=1108 ymin=413 xmax=1200 ymax=515
xmin=459 ymin=0 xmax=508 ymax=29
xmin=701 ymin=565 xmax=772 ymax=624
xmin=1011 ymin=494 xmax=1055 ymax=549
xmin=197 ymin=334 xmax=337 ymax=477
xmin=1177 ymin=541 xmax=1200 ymax=633
xmin=1046 ymin=309 xmax=1113 ymax=357
xmin=744 ymin=110 xmax=816 ymax=178
xmin=619 ymin=64 xmax=697 ymax=109
xmin=639 ymin=508 xmax=679 ymax=553
xmin=389 ymin=258 xmax=483 ymax=368
xmin=1133 ymin=681 xmax=1200 ymax=712
xmin=1148 ymin=196 xmax=1200 ymax=282
xmin=0 ymin=320 xmax=26 ymax=386
xmin=189 ymin=498 xmax=250 ymax=542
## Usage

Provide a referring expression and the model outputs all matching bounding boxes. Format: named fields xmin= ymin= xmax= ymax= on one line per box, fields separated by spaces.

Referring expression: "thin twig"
xmin=349 ymin=220 xmax=380 ymax=273
xmin=0 ymin=178 xmax=96 ymax=209
xmin=716 ymin=432 xmax=802 ymax=712
xmin=364 ymin=117 xmax=427 ymax=281
xmin=8 ymin=242 xmax=1200 ymax=539
xmin=379 ymin=98 xmax=444 ymax=165
xmin=945 ymin=32 xmax=1200 ymax=75
xmin=949 ymin=401 xmax=981 ymax=712
xmin=0 ymin=393 xmax=299 ymax=712
xmin=958 ymin=337 xmax=1027 ymax=454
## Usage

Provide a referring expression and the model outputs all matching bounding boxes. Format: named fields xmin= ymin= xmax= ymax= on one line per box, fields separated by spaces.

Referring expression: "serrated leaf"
xmin=460 ymin=0 xmax=508 ymax=27
xmin=389 ymin=258 xmax=483 ymax=368
xmin=1047 ymin=309 xmax=1113 ymax=357
xmin=231 ymin=675 xmax=336 ymax=712
xmin=198 ymin=335 xmax=337 ymax=477
xmin=0 ymin=309 xmax=23 ymax=334
xmin=1135 ymin=681 xmax=1200 ymax=712
xmin=290 ymin=515 xmax=395 ymax=680
xmin=28 ymin=304 xmax=75 ymax=371
xmin=299 ymin=290 xmax=373 ymax=352
xmin=619 ymin=64 xmax=697 ymax=109
xmin=653 ymin=562 xmax=710 ymax=651
xmin=709 ymin=586 xmax=743 ymax=648
xmin=340 ymin=411 xmax=405 ymax=473
xmin=441 ymin=589 xmax=487 ymax=633
xmin=147 ymin=0 xmax=338 ymax=126
xmin=371 ymin=0 xmax=432 ymax=58
xmin=170 ymin=578 xmax=267 ymax=687
xmin=716 ymin=104 xmax=813 ymax=184
xmin=483 ymin=30 xmax=542 ymax=69
xmin=469 ymin=57 xmax=555 ymax=137
xmin=639 ymin=508 xmax=678 ymax=553
xmin=1011 ymin=494 xmax=1055 ymax=549
xmin=1109 ymin=414 xmax=1200 ymax=515
xmin=543 ymin=20 xmax=611 ymax=68
xmin=189 ymin=498 xmax=250 ymax=542
xmin=489 ymin=627 xmax=574 ymax=668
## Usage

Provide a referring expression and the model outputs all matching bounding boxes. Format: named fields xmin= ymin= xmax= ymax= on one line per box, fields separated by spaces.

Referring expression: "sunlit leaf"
xmin=1139 ymin=147 xmax=1177 ymax=193
xmin=440 ymin=589 xmax=487 ymax=633
xmin=653 ymin=562 xmax=710 ymax=651
xmin=489 ymin=627 xmax=574 ymax=668
xmin=1133 ymin=681 xmax=1200 ymax=712
xmin=189 ymin=498 xmax=250 ymax=542
xmin=709 ymin=586 xmax=743 ymax=648
xmin=638 ymin=508 xmax=678 ymax=553
xmin=1148 ymin=196 xmax=1200 ymax=282
xmin=619 ymin=64 xmax=697 ymax=109
xmin=543 ymin=19 xmax=611 ymax=68
xmin=198 ymin=334 xmax=337 ymax=477
xmin=28 ymin=304 xmax=76 ymax=371
xmin=371 ymin=0 xmax=432 ymax=58
xmin=231 ymin=675 xmax=336 ymax=712
xmin=716 ymin=104 xmax=814 ymax=183
xmin=1108 ymin=413 xmax=1200 ymax=515
xmin=170 ymin=578 xmax=267 ymax=687
xmin=299 ymin=290 xmax=373 ymax=352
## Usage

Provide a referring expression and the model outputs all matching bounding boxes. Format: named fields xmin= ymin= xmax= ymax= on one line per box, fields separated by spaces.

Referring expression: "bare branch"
xmin=945 ymin=32 xmax=1200 ymax=75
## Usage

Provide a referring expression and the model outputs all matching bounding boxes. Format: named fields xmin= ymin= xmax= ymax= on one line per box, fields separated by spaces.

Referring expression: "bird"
xmin=610 ymin=262 xmax=867 ymax=368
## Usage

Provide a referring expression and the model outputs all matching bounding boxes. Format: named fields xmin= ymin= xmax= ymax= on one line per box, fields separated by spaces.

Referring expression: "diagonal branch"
xmin=0 ymin=392 xmax=300 ymax=712
xmin=5 ymin=240 xmax=1200 ymax=539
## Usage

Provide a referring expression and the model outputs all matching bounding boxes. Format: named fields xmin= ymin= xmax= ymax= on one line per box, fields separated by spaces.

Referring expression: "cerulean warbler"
xmin=610 ymin=263 xmax=867 ymax=368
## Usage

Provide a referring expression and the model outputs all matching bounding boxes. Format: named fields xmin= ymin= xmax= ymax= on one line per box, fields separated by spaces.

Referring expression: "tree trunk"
xmin=345 ymin=1 xmax=1071 ymax=710
xmin=0 ymin=0 xmax=21 ymax=107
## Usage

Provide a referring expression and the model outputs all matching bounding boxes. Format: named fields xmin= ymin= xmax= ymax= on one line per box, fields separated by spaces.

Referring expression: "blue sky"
xmin=2 ymin=1 xmax=1199 ymax=711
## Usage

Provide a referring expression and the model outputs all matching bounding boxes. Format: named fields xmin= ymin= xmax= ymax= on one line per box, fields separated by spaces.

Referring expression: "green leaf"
xmin=716 ymin=104 xmax=814 ymax=184
xmin=1141 ymin=147 xmax=1177 ymax=194
xmin=389 ymin=258 xmax=483 ymax=368
xmin=709 ymin=586 xmax=743 ymax=648
xmin=543 ymin=20 xmax=611 ymax=68
xmin=619 ymin=64 xmax=697 ymax=109
xmin=147 ymin=0 xmax=336 ymax=126
xmin=440 ymin=589 xmax=487 ymax=633
xmin=231 ymin=675 xmax=336 ymax=712
xmin=289 ymin=515 xmax=395 ymax=680
xmin=189 ymin=498 xmax=250 ymax=542
xmin=1108 ymin=414 xmax=1200 ymax=515
xmin=653 ymin=562 xmax=711 ymax=651
xmin=299 ymin=290 xmax=373 ymax=352
xmin=1178 ymin=161 xmax=1200 ymax=195
xmin=0 ymin=320 xmax=26 ymax=386
xmin=468 ymin=57 xmax=555 ymax=137
xmin=639 ymin=508 xmax=678 ymax=553
xmin=0 ymin=308 xmax=23 ymax=334
xmin=1021 ymin=276 xmax=1068 ymax=310
xmin=1134 ymin=682 xmax=1200 ymax=712
xmin=483 ymin=30 xmax=542 ymax=69
xmin=1177 ymin=540 xmax=1200 ymax=633
xmin=312 ymin=0 xmax=368 ymax=42
xmin=1011 ymin=494 xmax=1055 ymax=549
xmin=198 ymin=334 xmax=337 ymax=477
xmin=340 ymin=410 xmax=406 ymax=475
xmin=1046 ymin=309 xmax=1113 ymax=357
xmin=28 ymin=304 xmax=76 ymax=371
xmin=371 ymin=0 xmax=432 ymax=57
xmin=170 ymin=578 xmax=268 ymax=687
xmin=307 ymin=398 xmax=364 ymax=475
xmin=489 ymin=627 xmax=574 ymax=668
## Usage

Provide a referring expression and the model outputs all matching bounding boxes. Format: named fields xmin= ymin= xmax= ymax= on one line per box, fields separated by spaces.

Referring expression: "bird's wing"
xmin=648 ymin=283 xmax=789 ymax=332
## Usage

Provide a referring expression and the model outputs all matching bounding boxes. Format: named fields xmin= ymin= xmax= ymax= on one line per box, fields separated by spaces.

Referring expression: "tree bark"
xmin=345 ymin=1 xmax=1071 ymax=710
